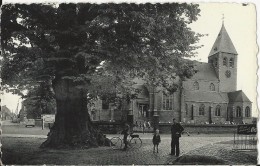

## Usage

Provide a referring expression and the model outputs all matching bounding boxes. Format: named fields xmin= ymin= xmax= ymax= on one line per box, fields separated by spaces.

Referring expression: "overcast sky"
xmin=1 ymin=2 xmax=258 ymax=117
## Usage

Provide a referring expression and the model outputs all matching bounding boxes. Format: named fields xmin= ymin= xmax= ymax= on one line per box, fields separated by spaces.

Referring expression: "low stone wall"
xmin=159 ymin=123 xmax=237 ymax=134
xmin=92 ymin=121 xmax=123 ymax=134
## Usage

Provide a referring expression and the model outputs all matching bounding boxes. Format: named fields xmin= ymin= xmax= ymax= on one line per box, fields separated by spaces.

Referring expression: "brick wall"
xmin=159 ymin=123 xmax=237 ymax=134
xmin=183 ymin=79 xmax=219 ymax=92
xmin=218 ymin=52 xmax=237 ymax=92
xmin=184 ymin=102 xmax=228 ymax=124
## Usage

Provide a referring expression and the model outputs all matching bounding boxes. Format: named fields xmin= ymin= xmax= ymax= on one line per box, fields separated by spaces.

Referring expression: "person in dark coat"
xmin=152 ymin=129 xmax=161 ymax=153
xmin=121 ymin=123 xmax=130 ymax=150
xmin=170 ymin=118 xmax=184 ymax=156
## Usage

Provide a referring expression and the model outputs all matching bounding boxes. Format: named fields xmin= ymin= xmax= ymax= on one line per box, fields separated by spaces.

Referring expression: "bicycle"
xmin=110 ymin=133 xmax=142 ymax=150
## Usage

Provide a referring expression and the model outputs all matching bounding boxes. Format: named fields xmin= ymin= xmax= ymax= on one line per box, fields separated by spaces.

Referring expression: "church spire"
xmin=208 ymin=22 xmax=238 ymax=57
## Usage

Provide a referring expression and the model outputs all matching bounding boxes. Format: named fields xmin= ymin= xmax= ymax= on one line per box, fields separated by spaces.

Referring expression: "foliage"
xmin=22 ymin=81 xmax=56 ymax=119
xmin=1 ymin=3 xmax=202 ymax=97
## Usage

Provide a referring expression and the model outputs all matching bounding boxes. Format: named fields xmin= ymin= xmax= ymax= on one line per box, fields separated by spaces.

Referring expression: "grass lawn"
xmin=2 ymin=125 xmax=49 ymax=136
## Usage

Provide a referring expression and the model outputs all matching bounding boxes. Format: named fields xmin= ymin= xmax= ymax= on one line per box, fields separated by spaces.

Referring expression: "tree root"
xmin=40 ymin=126 xmax=111 ymax=149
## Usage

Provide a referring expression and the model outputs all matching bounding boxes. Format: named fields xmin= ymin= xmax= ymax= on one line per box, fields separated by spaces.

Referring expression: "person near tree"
xmin=152 ymin=129 xmax=161 ymax=153
xmin=121 ymin=122 xmax=130 ymax=150
xmin=170 ymin=118 xmax=184 ymax=156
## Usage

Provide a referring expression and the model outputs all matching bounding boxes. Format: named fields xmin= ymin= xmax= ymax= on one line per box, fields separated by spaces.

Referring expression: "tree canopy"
xmin=1 ymin=3 xmax=201 ymax=94
xmin=1 ymin=3 xmax=202 ymax=148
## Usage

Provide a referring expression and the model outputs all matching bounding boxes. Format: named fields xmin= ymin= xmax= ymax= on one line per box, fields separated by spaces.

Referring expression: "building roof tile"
xmin=209 ymin=24 xmax=238 ymax=56
xmin=184 ymin=90 xmax=229 ymax=103
xmin=228 ymin=90 xmax=251 ymax=102
xmin=190 ymin=61 xmax=218 ymax=81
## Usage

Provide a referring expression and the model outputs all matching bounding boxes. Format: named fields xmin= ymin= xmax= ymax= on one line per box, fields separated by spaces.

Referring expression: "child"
xmin=153 ymin=129 xmax=161 ymax=153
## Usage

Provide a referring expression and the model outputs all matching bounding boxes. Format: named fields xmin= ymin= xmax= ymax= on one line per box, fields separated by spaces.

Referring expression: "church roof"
xmin=209 ymin=24 xmax=238 ymax=56
xmin=185 ymin=90 xmax=229 ymax=103
xmin=228 ymin=90 xmax=251 ymax=102
xmin=191 ymin=61 xmax=218 ymax=81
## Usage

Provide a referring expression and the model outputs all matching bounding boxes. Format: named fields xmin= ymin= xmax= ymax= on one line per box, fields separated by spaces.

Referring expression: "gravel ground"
xmin=173 ymin=141 xmax=257 ymax=165
xmin=2 ymin=135 xmax=241 ymax=165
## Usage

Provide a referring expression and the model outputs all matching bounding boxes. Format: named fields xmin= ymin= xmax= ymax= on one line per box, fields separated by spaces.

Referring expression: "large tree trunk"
xmin=40 ymin=78 xmax=109 ymax=148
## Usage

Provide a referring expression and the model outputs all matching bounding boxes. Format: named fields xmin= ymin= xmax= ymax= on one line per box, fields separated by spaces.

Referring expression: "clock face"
xmin=225 ymin=70 xmax=231 ymax=78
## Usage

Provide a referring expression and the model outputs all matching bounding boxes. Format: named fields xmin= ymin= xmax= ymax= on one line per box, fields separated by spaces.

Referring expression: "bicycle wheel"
xmin=130 ymin=137 xmax=142 ymax=149
xmin=110 ymin=137 xmax=122 ymax=150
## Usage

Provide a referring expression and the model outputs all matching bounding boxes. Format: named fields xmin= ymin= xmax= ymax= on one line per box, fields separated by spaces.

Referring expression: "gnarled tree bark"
xmin=40 ymin=78 xmax=109 ymax=148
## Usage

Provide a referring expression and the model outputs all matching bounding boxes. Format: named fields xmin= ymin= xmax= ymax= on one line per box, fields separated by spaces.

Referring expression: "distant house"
xmin=1 ymin=105 xmax=14 ymax=120
xmin=90 ymin=23 xmax=253 ymax=125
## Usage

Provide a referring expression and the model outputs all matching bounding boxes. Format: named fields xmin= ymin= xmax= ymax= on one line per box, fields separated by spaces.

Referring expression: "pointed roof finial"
xmin=222 ymin=14 xmax=225 ymax=24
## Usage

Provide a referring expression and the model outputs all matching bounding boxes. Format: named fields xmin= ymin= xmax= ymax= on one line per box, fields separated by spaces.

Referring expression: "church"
xmin=89 ymin=23 xmax=252 ymax=125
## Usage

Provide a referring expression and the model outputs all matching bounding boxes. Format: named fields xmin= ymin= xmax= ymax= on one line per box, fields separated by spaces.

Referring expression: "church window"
xmin=223 ymin=57 xmax=227 ymax=66
xmin=236 ymin=106 xmax=242 ymax=117
xmin=210 ymin=83 xmax=215 ymax=91
xmin=199 ymin=104 xmax=205 ymax=115
xmin=245 ymin=106 xmax=250 ymax=117
xmin=215 ymin=105 xmax=221 ymax=116
xmin=229 ymin=58 xmax=234 ymax=68
xmin=162 ymin=94 xmax=173 ymax=110
xmin=193 ymin=81 xmax=199 ymax=90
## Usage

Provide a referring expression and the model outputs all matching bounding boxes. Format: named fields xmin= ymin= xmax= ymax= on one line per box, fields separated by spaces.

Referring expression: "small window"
xmin=199 ymin=104 xmax=205 ymax=115
xmin=245 ymin=106 xmax=250 ymax=117
xmin=210 ymin=83 xmax=215 ymax=91
xmin=229 ymin=58 xmax=234 ymax=68
xmin=193 ymin=81 xmax=199 ymax=90
xmin=223 ymin=57 xmax=227 ymax=66
xmin=214 ymin=59 xmax=218 ymax=67
xmin=236 ymin=106 xmax=242 ymax=117
xmin=215 ymin=105 xmax=221 ymax=116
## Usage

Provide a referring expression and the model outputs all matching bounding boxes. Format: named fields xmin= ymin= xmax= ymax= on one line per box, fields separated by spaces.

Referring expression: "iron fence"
xmin=233 ymin=133 xmax=257 ymax=150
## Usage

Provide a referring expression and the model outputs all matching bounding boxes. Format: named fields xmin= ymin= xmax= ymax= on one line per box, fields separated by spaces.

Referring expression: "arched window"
xmin=193 ymin=81 xmax=199 ymax=90
xmin=223 ymin=57 xmax=227 ymax=66
xmin=185 ymin=104 xmax=188 ymax=115
xmin=215 ymin=105 xmax=221 ymax=116
xmin=236 ymin=106 xmax=242 ymax=117
xmin=199 ymin=104 xmax=205 ymax=115
xmin=245 ymin=106 xmax=250 ymax=117
xmin=210 ymin=83 xmax=215 ymax=91
xmin=229 ymin=58 xmax=234 ymax=68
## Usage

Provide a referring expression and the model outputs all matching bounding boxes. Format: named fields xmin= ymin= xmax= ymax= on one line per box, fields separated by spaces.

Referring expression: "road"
xmin=1 ymin=120 xmax=244 ymax=165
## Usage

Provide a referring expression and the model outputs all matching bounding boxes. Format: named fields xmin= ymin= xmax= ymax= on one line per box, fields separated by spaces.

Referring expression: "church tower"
xmin=208 ymin=23 xmax=238 ymax=92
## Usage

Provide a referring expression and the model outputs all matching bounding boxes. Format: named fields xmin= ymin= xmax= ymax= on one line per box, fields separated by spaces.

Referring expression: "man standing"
xmin=122 ymin=122 xmax=130 ymax=150
xmin=171 ymin=118 xmax=184 ymax=156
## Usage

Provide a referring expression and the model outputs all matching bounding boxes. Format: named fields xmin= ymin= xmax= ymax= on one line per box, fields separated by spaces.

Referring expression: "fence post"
xmin=42 ymin=118 xmax=44 ymax=130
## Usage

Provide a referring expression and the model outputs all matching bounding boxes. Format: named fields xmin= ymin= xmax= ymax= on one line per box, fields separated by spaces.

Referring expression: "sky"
xmin=1 ymin=1 xmax=259 ymax=118
xmin=188 ymin=3 xmax=258 ymax=117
